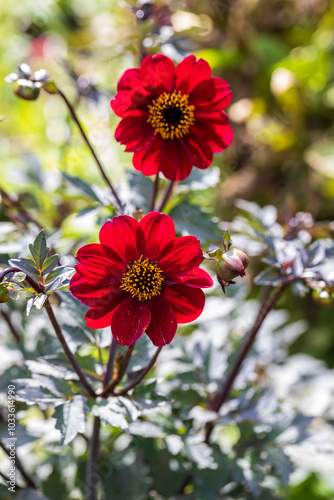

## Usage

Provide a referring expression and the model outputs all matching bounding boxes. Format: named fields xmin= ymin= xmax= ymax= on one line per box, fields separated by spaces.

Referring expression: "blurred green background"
xmin=1 ymin=0 xmax=334 ymax=497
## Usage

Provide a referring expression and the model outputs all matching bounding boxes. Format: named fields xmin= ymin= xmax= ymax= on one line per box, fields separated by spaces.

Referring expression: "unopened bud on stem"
xmin=216 ymin=249 xmax=249 ymax=293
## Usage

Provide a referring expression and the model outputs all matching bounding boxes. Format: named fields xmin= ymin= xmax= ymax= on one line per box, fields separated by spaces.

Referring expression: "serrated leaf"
xmin=9 ymin=257 xmax=40 ymax=281
xmin=254 ymin=267 xmax=284 ymax=286
xmin=92 ymin=400 xmax=128 ymax=430
xmin=42 ymin=254 xmax=59 ymax=275
xmin=6 ymin=287 xmax=20 ymax=301
xmin=62 ymin=324 xmax=94 ymax=345
xmin=33 ymin=293 xmax=47 ymax=309
xmin=304 ymin=240 xmax=326 ymax=268
xmin=128 ymin=420 xmax=165 ymax=438
xmin=8 ymin=271 xmax=26 ymax=283
xmin=45 ymin=266 xmax=74 ymax=284
xmin=266 ymin=447 xmax=293 ymax=485
xmin=169 ymin=201 xmax=219 ymax=243
xmin=54 ymin=395 xmax=87 ymax=446
xmin=30 ymin=230 xmax=49 ymax=270
xmin=63 ymin=172 xmax=102 ymax=203
xmin=26 ymin=297 xmax=34 ymax=316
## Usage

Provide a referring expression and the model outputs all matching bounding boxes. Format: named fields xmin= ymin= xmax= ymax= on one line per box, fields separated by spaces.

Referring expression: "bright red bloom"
xmin=69 ymin=212 xmax=213 ymax=346
xmin=110 ymin=54 xmax=233 ymax=181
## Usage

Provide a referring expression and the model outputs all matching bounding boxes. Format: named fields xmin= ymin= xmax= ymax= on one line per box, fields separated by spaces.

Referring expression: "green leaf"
xmin=9 ymin=257 xmax=40 ymax=281
xmin=29 ymin=230 xmax=50 ymax=270
xmin=7 ymin=271 xmax=26 ymax=283
xmin=53 ymin=395 xmax=87 ymax=446
xmin=254 ymin=267 xmax=284 ymax=286
xmin=42 ymin=80 xmax=58 ymax=94
xmin=6 ymin=287 xmax=20 ymax=301
xmin=42 ymin=254 xmax=59 ymax=275
xmin=222 ymin=229 xmax=232 ymax=252
xmin=91 ymin=400 xmax=129 ymax=430
xmin=45 ymin=266 xmax=74 ymax=284
xmin=33 ymin=293 xmax=48 ymax=309
xmin=63 ymin=172 xmax=102 ymax=203
xmin=169 ymin=201 xmax=220 ymax=243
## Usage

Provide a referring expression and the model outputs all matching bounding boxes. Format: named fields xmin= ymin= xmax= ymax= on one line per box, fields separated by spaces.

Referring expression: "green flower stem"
xmin=149 ymin=174 xmax=160 ymax=212
xmin=114 ymin=346 xmax=162 ymax=396
xmin=99 ymin=344 xmax=135 ymax=398
xmin=56 ymin=88 xmax=124 ymax=213
xmin=157 ymin=180 xmax=176 ymax=212
xmin=204 ymin=277 xmax=300 ymax=444
xmin=86 ymin=416 xmax=101 ymax=500
xmin=103 ymin=336 xmax=118 ymax=389
xmin=0 ymin=440 xmax=36 ymax=489
xmin=44 ymin=299 xmax=96 ymax=398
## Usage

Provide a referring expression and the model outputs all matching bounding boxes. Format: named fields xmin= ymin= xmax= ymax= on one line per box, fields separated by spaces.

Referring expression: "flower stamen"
xmin=147 ymin=91 xmax=195 ymax=140
xmin=121 ymin=256 xmax=164 ymax=302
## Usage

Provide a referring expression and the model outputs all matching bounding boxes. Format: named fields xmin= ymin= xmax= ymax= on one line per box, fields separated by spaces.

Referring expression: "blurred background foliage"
xmin=1 ymin=0 xmax=334 ymax=498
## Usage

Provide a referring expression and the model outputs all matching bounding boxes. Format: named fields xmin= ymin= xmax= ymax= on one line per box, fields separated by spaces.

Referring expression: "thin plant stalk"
xmin=149 ymin=174 xmax=160 ymax=212
xmin=157 ymin=180 xmax=175 ymax=212
xmin=0 ymin=440 xmax=36 ymax=489
xmin=57 ymin=88 xmax=124 ymax=213
xmin=44 ymin=299 xmax=96 ymax=398
xmin=100 ymin=344 xmax=135 ymax=398
xmin=103 ymin=336 xmax=118 ymax=389
xmin=204 ymin=279 xmax=297 ymax=444
xmin=86 ymin=416 xmax=101 ymax=500
xmin=114 ymin=346 xmax=162 ymax=396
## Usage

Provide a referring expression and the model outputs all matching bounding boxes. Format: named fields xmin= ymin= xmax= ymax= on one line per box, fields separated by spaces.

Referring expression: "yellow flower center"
xmin=147 ymin=91 xmax=195 ymax=140
xmin=120 ymin=256 xmax=164 ymax=302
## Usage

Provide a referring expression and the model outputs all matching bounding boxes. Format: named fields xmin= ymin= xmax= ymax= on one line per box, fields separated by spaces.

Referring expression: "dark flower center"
xmin=120 ymin=256 xmax=164 ymax=302
xmin=147 ymin=91 xmax=195 ymax=140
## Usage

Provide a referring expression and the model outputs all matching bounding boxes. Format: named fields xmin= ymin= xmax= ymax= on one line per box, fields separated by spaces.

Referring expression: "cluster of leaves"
xmin=4 ymin=230 xmax=75 ymax=314
xmin=228 ymin=199 xmax=334 ymax=303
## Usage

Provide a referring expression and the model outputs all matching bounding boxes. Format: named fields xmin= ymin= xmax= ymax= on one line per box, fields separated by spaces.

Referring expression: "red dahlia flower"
xmin=69 ymin=212 xmax=213 ymax=346
xmin=110 ymin=54 xmax=233 ymax=181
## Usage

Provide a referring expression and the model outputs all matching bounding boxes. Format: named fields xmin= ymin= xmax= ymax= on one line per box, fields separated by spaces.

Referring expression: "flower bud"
xmin=216 ymin=249 xmax=249 ymax=293
xmin=13 ymin=79 xmax=40 ymax=101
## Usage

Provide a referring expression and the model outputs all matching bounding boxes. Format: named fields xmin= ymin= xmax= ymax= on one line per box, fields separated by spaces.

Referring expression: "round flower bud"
xmin=13 ymin=79 xmax=40 ymax=101
xmin=216 ymin=249 xmax=249 ymax=293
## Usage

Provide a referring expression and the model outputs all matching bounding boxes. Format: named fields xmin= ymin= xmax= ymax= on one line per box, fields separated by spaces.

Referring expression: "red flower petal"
xmin=191 ymin=114 xmax=234 ymax=152
xmin=99 ymin=216 xmax=139 ymax=264
xmin=139 ymin=212 xmax=175 ymax=260
xmin=132 ymin=136 xmax=162 ymax=176
xmin=116 ymin=68 xmax=140 ymax=91
xmin=115 ymin=113 xmax=154 ymax=152
xmin=165 ymin=267 xmax=213 ymax=288
xmin=69 ymin=273 xmax=112 ymax=306
xmin=163 ymin=285 xmax=206 ymax=323
xmin=158 ymin=236 xmax=203 ymax=275
xmin=75 ymin=264 xmax=124 ymax=286
xmin=182 ymin=133 xmax=213 ymax=169
xmin=159 ymin=140 xmax=193 ymax=181
xmin=85 ymin=290 xmax=127 ymax=329
xmin=175 ymin=55 xmax=211 ymax=94
xmin=111 ymin=297 xmax=151 ymax=346
xmin=146 ymin=295 xmax=178 ymax=346
xmin=190 ymin=78 xmax=232 ymax=112
xmin=140 ymin=54 xmax=175 ymax=91
xmin=110 ymin=90 xmax=133 ymax=117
